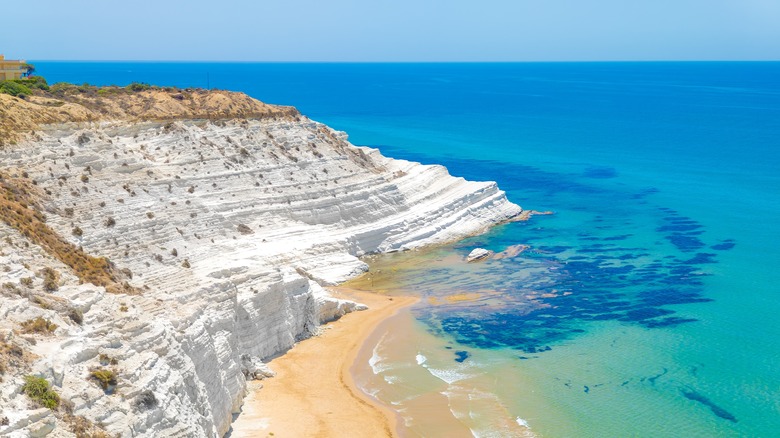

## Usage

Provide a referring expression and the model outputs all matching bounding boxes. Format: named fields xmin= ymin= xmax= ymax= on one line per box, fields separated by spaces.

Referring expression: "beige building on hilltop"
xmin=0 ymin=55 xmax=28 ymax=80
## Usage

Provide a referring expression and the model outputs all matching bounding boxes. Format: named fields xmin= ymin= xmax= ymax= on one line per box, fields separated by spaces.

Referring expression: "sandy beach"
xmin=228 ymin=288 xmax=417 ymax=438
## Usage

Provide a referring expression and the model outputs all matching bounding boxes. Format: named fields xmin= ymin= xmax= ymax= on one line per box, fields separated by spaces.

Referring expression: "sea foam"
xmin=368 ymin=333 xmax=393 ymax=374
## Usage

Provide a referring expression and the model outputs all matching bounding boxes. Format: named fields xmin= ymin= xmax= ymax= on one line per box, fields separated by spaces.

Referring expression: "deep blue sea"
xmin=35 ymin=62 xmax=780 ymax=437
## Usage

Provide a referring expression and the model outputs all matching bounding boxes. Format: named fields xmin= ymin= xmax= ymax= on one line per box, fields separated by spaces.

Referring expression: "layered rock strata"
xmin=0 ymin=91 xmax=521 ymax=437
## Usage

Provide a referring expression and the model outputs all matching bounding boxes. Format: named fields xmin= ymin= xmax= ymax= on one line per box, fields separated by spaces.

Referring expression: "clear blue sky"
xmin=3 ymin=0 xmax=779 ymax=61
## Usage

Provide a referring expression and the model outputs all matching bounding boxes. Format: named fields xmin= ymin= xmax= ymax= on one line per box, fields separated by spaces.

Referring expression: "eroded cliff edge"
xmin=0 ymin=89 xmax=521 ymax=437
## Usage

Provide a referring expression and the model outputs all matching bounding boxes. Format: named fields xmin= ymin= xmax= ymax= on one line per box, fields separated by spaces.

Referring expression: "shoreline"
xmin=0 ymin=80 xmax=521 ymax=437
xmin=228 ymin=288 xmax=418 ymax=438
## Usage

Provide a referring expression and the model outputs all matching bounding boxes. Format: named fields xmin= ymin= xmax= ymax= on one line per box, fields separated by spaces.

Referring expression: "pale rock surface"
xmin=0 ymin=114 xmax=521 ymax=437
xmin=466 ymin=248 xmax=494 ymax=262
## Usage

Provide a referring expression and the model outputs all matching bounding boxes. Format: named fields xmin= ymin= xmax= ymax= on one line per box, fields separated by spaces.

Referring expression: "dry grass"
xmin=68 ymin=308 xmax=84 ymax=325
xmin=0 ymin=87 xmax=298 ymax=145
xmin=0 ymin=340 xmax=29 ymax=381
xmin=0 ymin=175 xmax=137 ymax=294
xmin=63 ymin=414 xmax=113 ymax=438
xmin=20 ymin=317 xmax=58 ymax=334
xmin=98 ymin=354 xmax=119 ymax=366
xmin=40 ymin=267 xmax=60 ymax=292
xmin=237 ymin=224 xmax=253 ymax=235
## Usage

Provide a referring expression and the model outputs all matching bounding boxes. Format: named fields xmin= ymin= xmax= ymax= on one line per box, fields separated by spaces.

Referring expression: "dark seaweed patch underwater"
xmin=371 ymin=152 xmax=734 ymax=355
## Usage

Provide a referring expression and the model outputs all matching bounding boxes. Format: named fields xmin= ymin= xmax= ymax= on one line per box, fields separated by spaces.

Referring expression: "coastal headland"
xmin=0 ymin=83 xmax=520 ymax=436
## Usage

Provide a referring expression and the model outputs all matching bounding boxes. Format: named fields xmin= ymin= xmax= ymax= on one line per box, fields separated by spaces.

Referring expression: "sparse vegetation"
xmin=72 ymin=226 xmax=83 ymax=237
xmin=21 ymin=375 xmax=60 ymax=409
xmin=20 ymin=276 xmax=34 ymax=288
xmin=126 ymin=82 xmax=152 ymax=92
xmin=0 ymin=80 xmax=32 ymax=98
xmin=40 ymin=267 xmax=60 ymax=291
xmin=0 ymin=341 xmax=27 ymax=381
xmin=89 ymin=368 xmax=117 ymax=393
xmin=31 ymin=295 xmax=51 ymax=309
xmin=76 ymin=133 xmax=90 ymax=145
xmin=20 ymin=317 xmax=58 ymax=334
xmin=133 ymin=390 xmax=157 ymax=411
xmin=0 ymin=176 xmax=137 ymax=294
xmin=63 ymin=414 xmax=112 ymax=438
xmin=182 ymin=259 xmax=191 ymax=268
xmin=1 ymin=79 xmax=297 ymax=146
xmin=98 ymin=354 xmax=119 ymax=366
xmin=2 ymin=282 xmax=19 ymax=295
xmin=59 ymin=397 xmax=74 ymax=415
xmin=68 ymin=308 xmax=83 ymax=325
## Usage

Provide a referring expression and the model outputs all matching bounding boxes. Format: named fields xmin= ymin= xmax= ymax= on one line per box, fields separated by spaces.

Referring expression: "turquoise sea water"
xmin=35 ymin=62 xmax=780 ymax=437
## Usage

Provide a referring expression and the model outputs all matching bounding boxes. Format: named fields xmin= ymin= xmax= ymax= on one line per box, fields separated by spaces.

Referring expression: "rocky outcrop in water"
xmin=466 ymin=248 xmax=493 ymax=262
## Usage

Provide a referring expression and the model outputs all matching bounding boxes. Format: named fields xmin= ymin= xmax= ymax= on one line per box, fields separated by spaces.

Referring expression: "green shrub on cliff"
xmin=17 ymin=76 xmax=49 ymax=91
xmin=50 ymin=82 xmax=79 ymax=94
xmin=20 ymin=317 xmax=58 ymax=334
xmin=0 ymin=80 xmax=32 ymax=97
xmin=126 ymin=82 xmax=152 ymax=92
xmin=0 ymin=77 xmax=49 ymax=97
xmin=22 ymin=375 xmax=60 ymax=409
xmin=89 ymin=368 xmax=117 ymax=393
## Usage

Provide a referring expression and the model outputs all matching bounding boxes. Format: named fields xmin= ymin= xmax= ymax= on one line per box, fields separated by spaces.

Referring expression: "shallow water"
xmin=36 ymin=61 xmax=780 ymax=437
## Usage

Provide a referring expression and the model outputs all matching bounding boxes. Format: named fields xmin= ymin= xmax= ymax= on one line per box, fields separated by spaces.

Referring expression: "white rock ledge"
xmin=0 ymin=116 xmax=521 ymax=437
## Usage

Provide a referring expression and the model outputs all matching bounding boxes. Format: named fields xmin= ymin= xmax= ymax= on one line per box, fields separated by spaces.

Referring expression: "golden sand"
xmin=228 ymin=288 xmax=417 ymax=438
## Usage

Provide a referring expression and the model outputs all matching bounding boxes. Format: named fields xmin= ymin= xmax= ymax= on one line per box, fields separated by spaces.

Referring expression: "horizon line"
xmin=28 ymin=59 xmax=780 ymax=64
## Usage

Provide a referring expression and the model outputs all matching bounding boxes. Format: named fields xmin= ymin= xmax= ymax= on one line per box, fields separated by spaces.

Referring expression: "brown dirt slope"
xmin=0 ymin=175 xmax=135 ymax=294
xmin=0 ymin=87 xmax=298 ymax=145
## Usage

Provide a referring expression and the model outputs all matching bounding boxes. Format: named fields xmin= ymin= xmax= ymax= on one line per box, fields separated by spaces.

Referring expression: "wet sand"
xmin=228 ymin=288 xmax=417 ymax=438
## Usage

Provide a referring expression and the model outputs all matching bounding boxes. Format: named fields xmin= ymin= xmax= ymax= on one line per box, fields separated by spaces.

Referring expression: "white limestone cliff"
xmin=0 ymin=114 xmax=521 ymax=437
